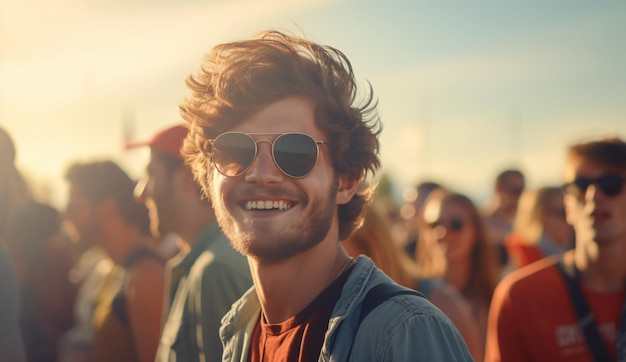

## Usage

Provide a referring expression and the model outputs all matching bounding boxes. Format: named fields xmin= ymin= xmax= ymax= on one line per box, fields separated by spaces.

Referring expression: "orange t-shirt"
xmin=504 ymin=233 xmax=544 ymax=269
xmin=248 ymin=265 xmax=352 ymax=362
xmin=485 ymin=255 xmax=623 ymax=362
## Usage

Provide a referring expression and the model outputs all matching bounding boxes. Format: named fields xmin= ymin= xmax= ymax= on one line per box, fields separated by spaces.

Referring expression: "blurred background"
xmin=2 ymin=0 xmax=625 ymax=208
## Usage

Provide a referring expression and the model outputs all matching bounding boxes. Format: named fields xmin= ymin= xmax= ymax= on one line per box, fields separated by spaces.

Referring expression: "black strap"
xmin=358 ymin=283 xmax=425 ymax=325
xmin=556 ymin=255 xmax=613 ymax=362
xmin=345 ymin=282 xmax=424 ymax=360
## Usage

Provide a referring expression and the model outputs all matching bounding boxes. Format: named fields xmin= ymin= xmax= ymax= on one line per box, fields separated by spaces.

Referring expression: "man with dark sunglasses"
xmin=486 ymin=137 xmax=626 ymax=362
xmin=179 ymin=30 xmax=473 ymax=361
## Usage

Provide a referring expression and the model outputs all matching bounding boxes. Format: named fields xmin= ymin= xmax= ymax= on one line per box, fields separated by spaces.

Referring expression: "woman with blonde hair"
xmin=344 ymin=202 xmax=484 ymax=361
xmin=504 ymin=186 xmax=574 ymax=270
xmin=416 ymin=188 xmax=501 ymax=352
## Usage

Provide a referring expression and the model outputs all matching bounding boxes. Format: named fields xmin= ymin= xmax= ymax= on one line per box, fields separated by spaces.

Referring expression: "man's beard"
xmin=213 ymin=180 xmax=338 ymax=264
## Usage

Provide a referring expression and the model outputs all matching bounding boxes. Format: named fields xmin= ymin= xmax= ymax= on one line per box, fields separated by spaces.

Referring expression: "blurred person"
xmin=59 ymin=237 xmax=113 ymax=362
xmin=59 ymin=192 xmax=114 ymax=362
xmin=1 ymin=126 xmax=76 ymax=362
xmin=372 ymin=195 xmax=410 ymax=247
xmin=9 ymin=202 xmax=77 ymax=362
xmin=0 ymin=127 xmax=26 ymax=362
xmin=417 ymin=188 xmax=501 ymax=349
xmin=504 ymin=186 xmax=575 ymax=270
xmin=0 ymin=127 xmax=30 ymax=240
xmin=401 ymin=180 xmax=442 ymax=256
xmin=0 ymin=244 xmax=26 ymax=362
xmin=482 ymin=169 xmax=525 ymax=265
xmin=130 ymin=124 xmax=252 ymax=362
xmin=344 ymin=203 xmax=484 ymax=361
xmin=485 ymin=137 xmax=626 ymax=361
xmin=63 ymin=160 xmax=164 ymax=362
xmin=1 ymin=126 xmax=29 ymax=362
xmin=181 ymin=30 xmax=472 ymax=361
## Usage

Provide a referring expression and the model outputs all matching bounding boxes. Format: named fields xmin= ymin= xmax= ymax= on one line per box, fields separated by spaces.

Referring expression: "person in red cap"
xmin=130 ymin=124 xmax=252 ymax=362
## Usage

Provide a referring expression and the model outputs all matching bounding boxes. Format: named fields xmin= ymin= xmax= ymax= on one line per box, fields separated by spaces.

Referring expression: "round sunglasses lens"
xmin=572 ymin=179 xmax=591 ymax=197
xmin=213 ymin=133 xmax=256 ymax=176
xmin=273 ymin=134 xmax=318 ymax=177
xmin=600 ymin=176 xmax=624 ymax=196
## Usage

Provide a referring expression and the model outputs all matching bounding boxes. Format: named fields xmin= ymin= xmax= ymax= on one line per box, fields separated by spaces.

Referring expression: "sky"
xmin=1 ymin=0 xmax=625 ymax=208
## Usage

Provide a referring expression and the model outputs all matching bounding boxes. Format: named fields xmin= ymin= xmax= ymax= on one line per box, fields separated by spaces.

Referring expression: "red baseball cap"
xmin=126 ymin=124 xmax=188 ymax=159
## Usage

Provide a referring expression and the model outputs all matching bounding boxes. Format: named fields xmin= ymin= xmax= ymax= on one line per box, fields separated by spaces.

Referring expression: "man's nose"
xmin=244 ymin=142 xmax=284 ymax=184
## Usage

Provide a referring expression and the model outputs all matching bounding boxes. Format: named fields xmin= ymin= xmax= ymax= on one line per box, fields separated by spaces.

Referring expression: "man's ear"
xmin=336 ymin=174 xmax=359 ymax=205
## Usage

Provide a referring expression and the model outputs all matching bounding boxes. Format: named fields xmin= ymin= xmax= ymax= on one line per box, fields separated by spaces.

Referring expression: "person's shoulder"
xmin=126 ymin=255 xmax=165 ymax=290
xmin=364 ymin=284 xmax=455 ymax=330
xmin=355 ymin=288 xmax=472 ymax=360
xmin=339 ymin=261 xmax=472 ymax=360
xmin=495 ymin=255 xmax=560 ymax=299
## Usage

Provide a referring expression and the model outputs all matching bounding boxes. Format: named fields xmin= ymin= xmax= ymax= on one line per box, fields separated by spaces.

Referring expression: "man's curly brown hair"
xmin=180 ymin=30 xmax=381 ymax=240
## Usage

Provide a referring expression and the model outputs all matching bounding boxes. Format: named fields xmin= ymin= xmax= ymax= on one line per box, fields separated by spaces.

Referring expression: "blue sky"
xmin=1 ymin=0 xmax=625 ymax=207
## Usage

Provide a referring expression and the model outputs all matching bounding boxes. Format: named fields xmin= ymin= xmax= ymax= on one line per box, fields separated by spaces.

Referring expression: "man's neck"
xmin=249 ymin=243 xmax=351 ymax=324
xmin=575 ymin=238 xmax=626 ymax=292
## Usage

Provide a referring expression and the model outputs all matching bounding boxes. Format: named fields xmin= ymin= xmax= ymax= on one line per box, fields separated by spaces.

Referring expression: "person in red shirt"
xmin=485 ymin=137 xmax=626 ymax=362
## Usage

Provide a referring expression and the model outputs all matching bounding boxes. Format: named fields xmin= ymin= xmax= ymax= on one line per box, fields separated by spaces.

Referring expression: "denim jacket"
xmin=220 ymin=256 xmax=474 ymax=361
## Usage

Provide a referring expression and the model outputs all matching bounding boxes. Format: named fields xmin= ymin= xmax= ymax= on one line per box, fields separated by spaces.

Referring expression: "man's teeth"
xmin=245 ymin=200 xmax=292 ymax=210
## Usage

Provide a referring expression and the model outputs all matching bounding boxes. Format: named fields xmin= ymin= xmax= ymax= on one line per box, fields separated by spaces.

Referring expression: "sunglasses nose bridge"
xmin=243 ymin=140 xmax=284 ymax=181
xmin=583 ymin=182 xmax=608 ymax=202
xmin=253 ymin=139 xmax=274 ymax=162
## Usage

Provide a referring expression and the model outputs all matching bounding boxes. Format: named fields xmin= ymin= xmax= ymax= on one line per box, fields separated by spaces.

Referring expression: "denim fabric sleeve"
xmin=0 ymin=246 xmax=26 ymax=362
xmin=351 ymin=295 xmax=474 ymax=361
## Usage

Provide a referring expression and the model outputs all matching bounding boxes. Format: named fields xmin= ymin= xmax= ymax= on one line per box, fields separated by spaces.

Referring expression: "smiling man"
xmin=180 ymin=30 xmax=472 ymax=361
xmin=485 ymin=137 xmax=626 ymax=361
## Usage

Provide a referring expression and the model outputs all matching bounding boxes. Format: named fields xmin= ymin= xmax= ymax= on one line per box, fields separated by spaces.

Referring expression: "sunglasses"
xmin=208 ymin=132 xmax=328 ymax=178
xmin=564 ymin=174 xmax=625 ymax=198
xmin=428 ymin=218 xmax=465 ymax=232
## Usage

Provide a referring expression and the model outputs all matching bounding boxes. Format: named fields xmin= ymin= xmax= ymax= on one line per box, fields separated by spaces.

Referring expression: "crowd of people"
xmin=1 ymin=29 xmax=624 ymax=362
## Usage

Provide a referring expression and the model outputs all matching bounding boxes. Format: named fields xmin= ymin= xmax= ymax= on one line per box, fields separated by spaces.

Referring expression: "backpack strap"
xmin=555 ymin=255 xmax=612 ymax=362
xmin=358 ymin=282 xmax=425 ymax=325
xmin=345 ymin=282 xmax=425 ymax=360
